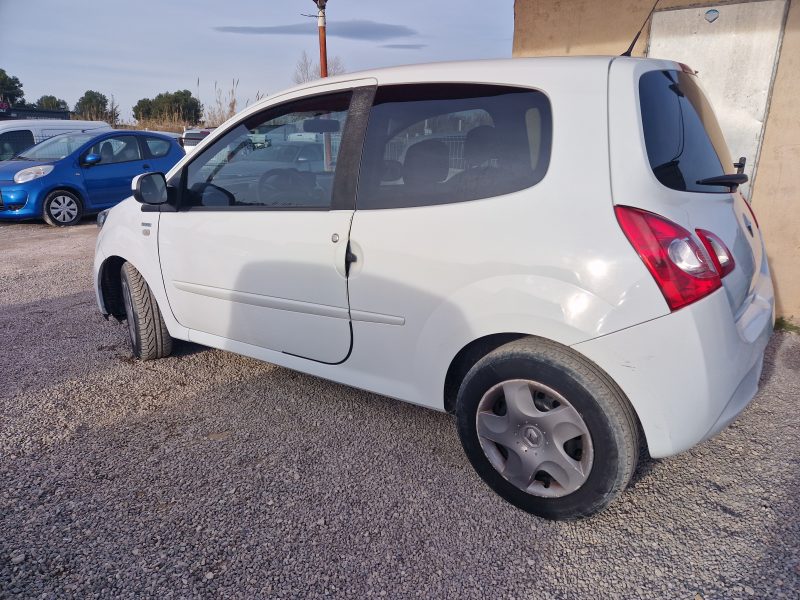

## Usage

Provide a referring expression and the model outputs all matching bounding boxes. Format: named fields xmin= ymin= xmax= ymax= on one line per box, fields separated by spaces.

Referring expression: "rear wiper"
xmin=696 ymin=173 xmax=748 ymax=191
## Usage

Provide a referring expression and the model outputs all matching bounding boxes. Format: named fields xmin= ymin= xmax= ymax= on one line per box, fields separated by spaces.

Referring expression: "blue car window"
xmin=144 ymin=137 xmax=171 ymax=158
xmin=87 ymin=135 xmax=142 ymax=164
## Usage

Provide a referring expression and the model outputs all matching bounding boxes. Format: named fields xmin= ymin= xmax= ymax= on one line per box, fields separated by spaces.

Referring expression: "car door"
xmin=158 ymin=81 xmax=376 ymax=363
xmin=82 ymin=134 xmax=150 ymax=209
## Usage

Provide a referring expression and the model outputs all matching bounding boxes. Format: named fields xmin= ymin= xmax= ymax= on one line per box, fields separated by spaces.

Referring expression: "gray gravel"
xmin=1 ymin=220 xmax=799 ymax=599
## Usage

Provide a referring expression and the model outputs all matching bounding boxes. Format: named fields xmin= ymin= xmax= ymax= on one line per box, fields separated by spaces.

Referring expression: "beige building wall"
xmin=513 ymin=0 xmax=800 ymax=323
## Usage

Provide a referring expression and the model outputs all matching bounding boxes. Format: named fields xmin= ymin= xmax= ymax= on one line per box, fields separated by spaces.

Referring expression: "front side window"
xmin=0 ymin=130 xmax=35 ymax=160
xmin=640 ymin=69 xmax=733 ymax=193
xmin=87 ymin=135 xmax=142 ymax=164
xmin=357 ymin=84 xmax=552 ymax=209
xmin=182 ymin=92 xmax=351 ymax=209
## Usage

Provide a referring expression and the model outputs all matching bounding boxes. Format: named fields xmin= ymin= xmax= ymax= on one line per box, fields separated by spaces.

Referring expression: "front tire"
xmin=120 ymin=262 xmax=173 ymax=361
xmin=42 ymin=190 xmax=83 ymax=226
xmin=456 ymin=337 xmax=639 ymax=520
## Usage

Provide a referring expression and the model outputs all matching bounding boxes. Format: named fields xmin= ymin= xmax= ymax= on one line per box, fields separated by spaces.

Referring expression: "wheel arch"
xmin=97 ymin=254 xmax=127 ymax=320
xmin=42 ymin=184 xmax=86 ymax=205
xmin=442 ymin=331 xmax=648 ymax=455
xmin=443 ymin=332 xmax=527 ymax=413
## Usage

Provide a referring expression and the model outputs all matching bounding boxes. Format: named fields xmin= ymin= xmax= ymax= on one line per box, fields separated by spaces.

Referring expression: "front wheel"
xmin=120 ymin=262 xmax=173 ymax=361
xmin=42 ymin=190 xmax=83 ymax=226
xmin=456 ymin=338 xmax=639 ymax=520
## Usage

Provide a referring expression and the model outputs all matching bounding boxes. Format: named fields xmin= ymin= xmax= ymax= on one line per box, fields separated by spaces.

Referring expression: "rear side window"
xmin=639 ymin=70 xmax=733 ymax=193
xmin=145 ymin=137 xmax=171 ymax=158
xmin=357 ymin=84 xmax=552 ymax=209
xmin=0 ymin=130 xmax=34 ymax=160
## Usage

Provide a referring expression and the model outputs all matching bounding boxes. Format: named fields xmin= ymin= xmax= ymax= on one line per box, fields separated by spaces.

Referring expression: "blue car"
xmin=0 ymin=130 xmax=184 ymax=226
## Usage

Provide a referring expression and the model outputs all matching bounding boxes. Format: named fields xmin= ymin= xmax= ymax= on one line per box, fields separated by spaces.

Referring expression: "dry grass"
xmin=204 ymin=80 xmax=239 ymax=127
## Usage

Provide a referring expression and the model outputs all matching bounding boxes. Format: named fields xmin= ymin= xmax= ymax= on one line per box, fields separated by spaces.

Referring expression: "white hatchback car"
xmin=94 ymin=57 xmax=774 ymax=520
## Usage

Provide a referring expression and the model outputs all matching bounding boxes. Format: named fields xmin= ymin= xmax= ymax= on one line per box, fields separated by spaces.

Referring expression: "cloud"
xmin=215 ymin=19 xmax=417 ymax=41
xmin=381 ymin=44 xmax=427 ymax=50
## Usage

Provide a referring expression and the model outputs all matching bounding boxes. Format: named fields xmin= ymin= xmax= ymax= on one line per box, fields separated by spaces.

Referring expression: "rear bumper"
xmin=573 ymin=264 xmax=774 ymax=458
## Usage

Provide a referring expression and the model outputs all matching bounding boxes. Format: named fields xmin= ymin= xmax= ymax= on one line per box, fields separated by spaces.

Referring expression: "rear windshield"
xmin=639 ymin=69 xmax=733 ymax=193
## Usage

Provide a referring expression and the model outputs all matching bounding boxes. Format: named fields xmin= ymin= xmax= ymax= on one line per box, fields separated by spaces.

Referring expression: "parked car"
xmin=0 ymin=130 xmax=184 ymax=226
xmin=94 ymin=57 xmax=774 ymax=520
xmin=0 ymin=119 xmax=111 ymax=161
xmin=180 ymin=127 xmax=215 ymax=153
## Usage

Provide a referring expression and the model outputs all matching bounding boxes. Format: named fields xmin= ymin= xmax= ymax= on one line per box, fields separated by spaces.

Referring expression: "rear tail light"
xmin=696 ymin=229 xmax=735 ymax=278
xmin=615 ymin=205 xmax=721 ymax=311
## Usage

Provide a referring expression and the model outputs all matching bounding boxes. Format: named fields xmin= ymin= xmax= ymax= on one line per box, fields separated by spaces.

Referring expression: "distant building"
xmin=514 ymin=0 xmax=799 ymax=322
xmin=0 ymin=102 xmax=70 ymax=121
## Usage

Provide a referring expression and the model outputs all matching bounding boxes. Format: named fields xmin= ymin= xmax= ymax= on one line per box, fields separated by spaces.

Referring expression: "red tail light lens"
xmin=615 ymin=206 xmax=721 ymax=311
xmin=696 ymin=229 xmax=735 ymax=278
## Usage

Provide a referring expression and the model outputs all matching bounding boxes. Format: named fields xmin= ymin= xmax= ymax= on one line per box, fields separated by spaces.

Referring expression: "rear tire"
xmin=456 ymin=337 xmax=639 ymax=520
xmin=120 ymin=262 xmax=173 ymax=361
xmin=42 ymin=190 xmax=83 ymax=226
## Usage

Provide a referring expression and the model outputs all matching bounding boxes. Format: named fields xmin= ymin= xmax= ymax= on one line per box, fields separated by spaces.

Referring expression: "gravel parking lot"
xmin=1 ymin=220 xmax=798 ymax=599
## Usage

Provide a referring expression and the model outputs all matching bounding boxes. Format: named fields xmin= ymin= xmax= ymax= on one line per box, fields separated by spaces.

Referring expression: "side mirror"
xmin=132 ymin=172 xmax=168 ymax=205
xmin=83 ymin=153 xmax=101 ymax=166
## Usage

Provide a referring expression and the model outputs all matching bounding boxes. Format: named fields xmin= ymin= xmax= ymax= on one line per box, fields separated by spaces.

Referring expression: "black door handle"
xmin=142 ymin=164 xmax=151 ymax=170
xmin=345 ymin=243 xmax=358 ymax=276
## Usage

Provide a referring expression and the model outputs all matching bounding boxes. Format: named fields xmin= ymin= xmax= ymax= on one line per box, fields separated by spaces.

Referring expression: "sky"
xmin=0 ymin=0 xmax=514 ymax=121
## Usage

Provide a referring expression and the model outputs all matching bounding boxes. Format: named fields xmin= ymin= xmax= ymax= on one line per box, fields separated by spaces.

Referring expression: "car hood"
xmin=0 ymin=159 xmax=53 ymax=180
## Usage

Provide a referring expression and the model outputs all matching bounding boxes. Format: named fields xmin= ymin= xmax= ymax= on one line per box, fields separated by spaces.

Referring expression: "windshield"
xmin=17 ymin=132 xmax=96 ymax=161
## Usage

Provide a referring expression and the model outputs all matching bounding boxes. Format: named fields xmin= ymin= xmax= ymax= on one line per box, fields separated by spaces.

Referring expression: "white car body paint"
xmin=95 ymin=57 xmax=774 ymax=459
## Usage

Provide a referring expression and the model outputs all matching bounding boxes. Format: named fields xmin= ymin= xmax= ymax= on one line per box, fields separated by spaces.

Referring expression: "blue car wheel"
xmin=43 ymin=189 xmax=84 ymax=227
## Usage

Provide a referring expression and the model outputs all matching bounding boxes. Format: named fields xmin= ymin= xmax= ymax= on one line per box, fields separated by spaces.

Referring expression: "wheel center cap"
xmin=521 ymin=425 xmax=543 ymax=448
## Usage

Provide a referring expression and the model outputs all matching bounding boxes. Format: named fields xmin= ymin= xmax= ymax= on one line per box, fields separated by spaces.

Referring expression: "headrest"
xmin=464 ymin=125 xmax=498 ymax=167
xmin=403 ymin=139 xmax=449 ymax=187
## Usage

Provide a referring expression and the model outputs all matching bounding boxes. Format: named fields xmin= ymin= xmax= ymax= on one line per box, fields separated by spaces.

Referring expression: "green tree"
xmin=132 ymin=98 xmax=153 ymax=121
xmin=74 ymin=90 xmax=108 ymax=121
xmin=0 ymin=68 xmax=25 ymax=105
xmin=36 ymin=95 xmax=69 ymax=111
xmin=133 ymin=90 xmax=202 ymax=124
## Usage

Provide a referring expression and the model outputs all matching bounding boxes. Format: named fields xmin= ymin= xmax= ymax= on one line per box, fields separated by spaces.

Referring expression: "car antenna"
xmin=621 ymin=0 xmax=660 ymax=57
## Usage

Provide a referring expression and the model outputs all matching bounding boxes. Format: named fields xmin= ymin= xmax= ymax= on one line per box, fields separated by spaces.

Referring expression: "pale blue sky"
xmin=0 ymin=0 xmax=514 ymax=120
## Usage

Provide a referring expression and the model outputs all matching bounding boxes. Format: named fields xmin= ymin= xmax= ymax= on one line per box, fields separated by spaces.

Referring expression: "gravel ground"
xmin=1 ymin=220 xmax=799 ymax=600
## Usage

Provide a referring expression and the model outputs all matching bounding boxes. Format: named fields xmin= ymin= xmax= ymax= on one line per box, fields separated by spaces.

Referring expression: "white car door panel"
xmin=158 ymin=83 xmax=376 ymax=364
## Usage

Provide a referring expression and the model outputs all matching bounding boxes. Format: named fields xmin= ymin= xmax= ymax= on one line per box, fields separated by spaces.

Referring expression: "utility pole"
xmin=314 ymin=0 xmax=328 ymax=78
xmin=312 ymin=0 xmax=332 ymax=170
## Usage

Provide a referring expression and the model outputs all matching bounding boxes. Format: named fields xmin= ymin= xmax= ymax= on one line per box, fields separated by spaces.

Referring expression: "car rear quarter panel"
xmin=344 ymin=59 xmax=669 ymax=411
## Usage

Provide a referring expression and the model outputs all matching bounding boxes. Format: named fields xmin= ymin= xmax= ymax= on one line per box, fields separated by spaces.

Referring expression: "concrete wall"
xmin=513 ymin=0 xmax=800 ymax=322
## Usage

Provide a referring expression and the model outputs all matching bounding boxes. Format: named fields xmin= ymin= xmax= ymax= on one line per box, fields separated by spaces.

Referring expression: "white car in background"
xmin=94 ymin=57 xmax=774 ymax=520
xmin=179 ymin=127 xmax=215 ymax=153
xmin=0 ymin=119 xmax=110 ymax=161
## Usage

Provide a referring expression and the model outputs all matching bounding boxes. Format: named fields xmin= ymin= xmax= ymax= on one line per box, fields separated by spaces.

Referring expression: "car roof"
xmin=243 ymin=56 xmax=682 ymax=113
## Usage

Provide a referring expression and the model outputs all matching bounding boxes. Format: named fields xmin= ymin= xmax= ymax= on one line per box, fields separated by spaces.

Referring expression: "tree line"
xmin=1 ymin=67 xmax=200 ymax=126
xmin=2 ymin=53 xmax=344 ymax=127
